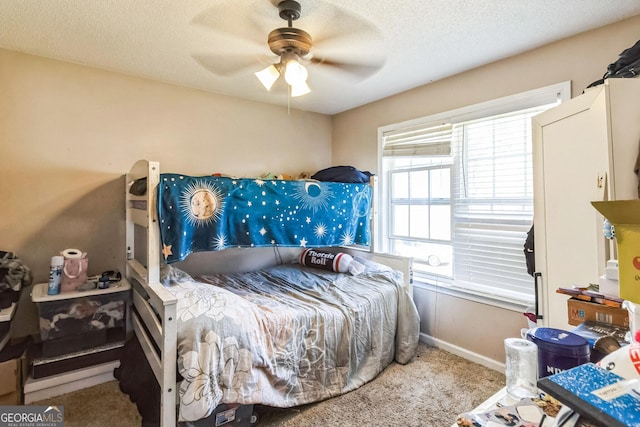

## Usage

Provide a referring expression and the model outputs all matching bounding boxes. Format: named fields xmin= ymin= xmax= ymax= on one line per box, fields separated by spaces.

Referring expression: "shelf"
xmin=24 ymin=360 xmax=120 ymax=404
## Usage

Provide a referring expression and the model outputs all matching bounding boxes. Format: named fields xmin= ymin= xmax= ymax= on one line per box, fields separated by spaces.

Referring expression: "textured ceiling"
xmin=1 ymin=0 xmax=639 ymax=115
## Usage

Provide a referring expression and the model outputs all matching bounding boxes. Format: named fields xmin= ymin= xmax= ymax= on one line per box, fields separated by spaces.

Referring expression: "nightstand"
xmin=23 ymin=280 xmax=131 ymax=403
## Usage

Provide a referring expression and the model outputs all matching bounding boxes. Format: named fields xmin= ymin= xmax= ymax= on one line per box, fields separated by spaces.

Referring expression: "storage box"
xmin=0 ymin=341 xmax=27 ymax=405
xmin=185 ymin=403 xmax=255 ymax=427
xmin=0 ymin=359 xmax=21 ymax=404
xmin=567 ymin=297 xmax=629 ymax=327
xmin=591 ymin=200 xmax=640 ymax=304
xmin=32 ymin=280 xmax=130 ymax=357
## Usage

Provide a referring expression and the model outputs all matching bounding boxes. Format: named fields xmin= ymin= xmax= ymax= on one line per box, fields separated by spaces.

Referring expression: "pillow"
xmin=159 ymin=264 xmax=195 ymax=286
xmin=129 ymin=177 xmax=147 ymax=196
xmin=299 ymin=249 xmax=364 ymax=275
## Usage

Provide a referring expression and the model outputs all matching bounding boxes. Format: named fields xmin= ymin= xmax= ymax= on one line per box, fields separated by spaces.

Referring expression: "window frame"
xmin=376 ymin=82 xmax=571 ymax=311
xmin=389 ymin=164 xmax=452 ymax=241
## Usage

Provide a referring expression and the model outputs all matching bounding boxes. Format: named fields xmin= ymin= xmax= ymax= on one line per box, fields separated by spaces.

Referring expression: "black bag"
xmin=524 ymin=225 xmax=535 ymax=277
xmin=311 ymin=165 xmax=373 ymax=183
xmin=586 ymin=39 xmax=640 ymax=89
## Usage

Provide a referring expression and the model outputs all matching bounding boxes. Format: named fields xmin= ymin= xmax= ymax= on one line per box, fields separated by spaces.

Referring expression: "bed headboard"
xmin=125 ymin=160 xmax=160 ymax=284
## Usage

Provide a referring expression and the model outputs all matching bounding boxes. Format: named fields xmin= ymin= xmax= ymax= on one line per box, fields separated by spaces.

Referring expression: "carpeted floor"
xmin=32 ymin=380 xmax=143 ymax=427
xmin=33 ymin=343 xmax=504 ymax=427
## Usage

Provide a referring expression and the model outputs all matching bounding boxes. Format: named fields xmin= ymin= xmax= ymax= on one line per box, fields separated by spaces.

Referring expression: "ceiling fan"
xmin=191 ymin=0 xmax=386 ymax=99
xmin=255 ymin=0 xmax=314 ymax=97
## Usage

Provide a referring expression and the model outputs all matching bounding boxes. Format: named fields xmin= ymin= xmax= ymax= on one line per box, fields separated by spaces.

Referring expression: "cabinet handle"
xmin=534 ymin=272 xmax=544 ymax=320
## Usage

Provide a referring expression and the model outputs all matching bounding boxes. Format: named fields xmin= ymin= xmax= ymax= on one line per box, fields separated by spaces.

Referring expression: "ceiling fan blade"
xmin=308 ymin=56 xmax=385 ymax=81
xmin=190 ymin=2 xmax=274 ymax=52
xmin=311 ymin=22 xmax=383 ymax=52
xmin=304 ymin=5 xmax=385 ymax=83
xmin=192 ymin=54 xmax=272 ymax=77
xmin=301 ymin=3 xmax=384 ymax=55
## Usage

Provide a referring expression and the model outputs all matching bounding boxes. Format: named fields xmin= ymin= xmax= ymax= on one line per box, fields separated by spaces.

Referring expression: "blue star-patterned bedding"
xmin=158 ymin=174 xmax=372 ymax=263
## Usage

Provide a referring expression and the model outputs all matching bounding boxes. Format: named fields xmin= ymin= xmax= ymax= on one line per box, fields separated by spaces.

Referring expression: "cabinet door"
xmin=533 ymin=88 xmax=610 ymax=330
xmin=608 ymin=80 xmax=640 ymax=201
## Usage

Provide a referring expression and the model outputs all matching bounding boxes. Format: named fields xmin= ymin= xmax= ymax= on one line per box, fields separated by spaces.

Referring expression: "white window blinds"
xmin=382 ymin=122 xmax=452 ymax=157
xmin=378 ymin=82 xmax=570 ymax=304
xmin=451 ymin=108 xmax=544 ymax=299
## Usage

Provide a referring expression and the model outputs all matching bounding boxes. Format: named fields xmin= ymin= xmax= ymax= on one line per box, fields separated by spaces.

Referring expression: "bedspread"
xmin=158 ymin=174 xmax=372 ymax=263
xmin=161 ymin=259 xmax=419 ymax=422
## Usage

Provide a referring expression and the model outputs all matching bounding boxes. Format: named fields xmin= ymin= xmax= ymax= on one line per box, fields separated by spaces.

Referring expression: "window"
xmin=377 ymin=82 xmax=570 ymax=306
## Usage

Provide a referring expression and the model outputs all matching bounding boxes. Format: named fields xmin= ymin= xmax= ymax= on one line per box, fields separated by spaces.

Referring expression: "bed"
xmin=122 ymin=160 xmax=420 ymax=426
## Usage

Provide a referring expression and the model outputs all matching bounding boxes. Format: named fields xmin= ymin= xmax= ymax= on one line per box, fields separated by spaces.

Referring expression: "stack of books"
xmin=556 ymin=286 xmax=623 ymax=307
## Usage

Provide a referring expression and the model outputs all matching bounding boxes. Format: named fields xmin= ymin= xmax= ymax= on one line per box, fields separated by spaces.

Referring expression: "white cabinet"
xmin=532 ymin=79 xmax=640 ymax=330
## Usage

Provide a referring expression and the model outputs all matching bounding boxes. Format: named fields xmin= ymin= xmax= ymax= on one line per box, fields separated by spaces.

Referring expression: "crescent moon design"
xmin=305 ymin=181 xmax=322 ymax=198
xmin=293 ymin=181 xmax=333 ymax=213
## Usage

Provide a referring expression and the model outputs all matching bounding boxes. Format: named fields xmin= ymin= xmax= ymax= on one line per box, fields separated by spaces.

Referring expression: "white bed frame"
xmin=124 ymin=159 xmax=412 ymax=427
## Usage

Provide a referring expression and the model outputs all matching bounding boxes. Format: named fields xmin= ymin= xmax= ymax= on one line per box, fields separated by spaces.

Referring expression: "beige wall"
xmin=0 ymin=49 xmax=332 ymax=285
xmin=331 ymin=15 xmax=640 ymax=365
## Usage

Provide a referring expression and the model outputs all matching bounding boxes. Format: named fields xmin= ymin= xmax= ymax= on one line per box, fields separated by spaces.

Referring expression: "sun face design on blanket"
xmin=158 ymin=174 xmax=372 ymax=263
xmin=188 ymin=189 xmax=218 ymax=222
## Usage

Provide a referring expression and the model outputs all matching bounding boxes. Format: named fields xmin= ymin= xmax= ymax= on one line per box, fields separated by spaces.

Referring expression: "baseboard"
xmin=420 ymin=332 xmax=504 ymax=373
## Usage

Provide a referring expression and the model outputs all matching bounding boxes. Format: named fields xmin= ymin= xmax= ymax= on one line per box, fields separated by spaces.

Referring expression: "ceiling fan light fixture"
xmin=290 ymin=81 xmax=311 ymax=97
xmin=255 ymin=64 xmax=280 ymax=91
xmin=284 ymin=59 xmax=308 ymax=86
xmin=255 ymin=1 xmax=313 ymax=98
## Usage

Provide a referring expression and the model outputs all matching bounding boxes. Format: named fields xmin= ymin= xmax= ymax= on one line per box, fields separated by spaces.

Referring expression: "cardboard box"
xmin=0 ymin=350 xmax=26 ymax=405
xmin=567 ymin=297 xmax=629 ymax=327
xmin=592 ymin=200 xmax=640 ymax=304
xmin=0 ymin=358 xmax=20 ymax=396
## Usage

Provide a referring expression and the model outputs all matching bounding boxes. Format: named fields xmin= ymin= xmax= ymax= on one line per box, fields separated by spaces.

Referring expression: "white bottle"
xmin=48 ymin=255 xmax=64 ymax=295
